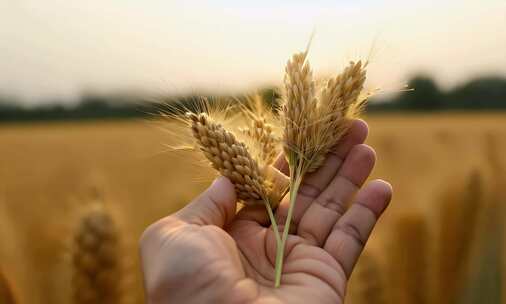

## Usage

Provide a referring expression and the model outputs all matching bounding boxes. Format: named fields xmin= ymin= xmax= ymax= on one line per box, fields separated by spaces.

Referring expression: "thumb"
xmin=174 ymin=176 xmax=237 ymax=227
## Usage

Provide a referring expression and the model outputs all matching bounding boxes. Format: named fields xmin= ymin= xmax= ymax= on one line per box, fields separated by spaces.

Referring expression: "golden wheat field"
xmin=0 ymin=113 xmax=505 ymax=304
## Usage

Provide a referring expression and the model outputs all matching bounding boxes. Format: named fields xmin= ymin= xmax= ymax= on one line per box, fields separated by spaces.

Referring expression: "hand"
xmin=140 ymin=119 xmax=392 ymax=304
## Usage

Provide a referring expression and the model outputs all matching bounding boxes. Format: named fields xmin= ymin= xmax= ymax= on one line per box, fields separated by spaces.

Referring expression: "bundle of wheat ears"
xmin=179 ymin=49 xmax=368 ymax=287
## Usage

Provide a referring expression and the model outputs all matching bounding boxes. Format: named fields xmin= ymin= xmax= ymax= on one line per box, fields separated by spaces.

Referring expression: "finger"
xmin=323 ymin=180 xmax=392 ymax=278
xmin=273 ymin=152 xmax=289 ymax=176
xmin=174 ymin=176 xmax=237 ymax=227
xmin=235 ymin=204 xmax=270 ymax=226
xmin=275 ymin=119 xmax=369 ymax=232
xmin=297 ymin=144 xmax=376 ymax=246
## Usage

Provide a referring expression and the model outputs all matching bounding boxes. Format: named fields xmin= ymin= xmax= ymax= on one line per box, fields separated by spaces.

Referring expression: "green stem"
xmin=264 ymin=200 xmax=283 ymax=288
xmin=274 ymin=175 xmax=302 ymax=287
xmin=263 ymin=200 xmax=281 ymax=245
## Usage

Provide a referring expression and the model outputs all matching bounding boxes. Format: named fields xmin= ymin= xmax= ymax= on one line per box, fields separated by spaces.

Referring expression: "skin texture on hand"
xmin=140 ymin=119 xmax=392 ymax=304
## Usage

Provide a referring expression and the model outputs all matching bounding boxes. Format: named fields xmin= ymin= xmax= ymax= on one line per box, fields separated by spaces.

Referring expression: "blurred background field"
xmin=1 ymin=113 xmax=504 ymax=303
xmin=1 ymin=1 xmax=506 ymax=303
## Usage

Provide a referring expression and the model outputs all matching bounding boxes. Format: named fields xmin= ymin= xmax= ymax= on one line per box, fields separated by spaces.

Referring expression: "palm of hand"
xmin=146 ymin=219 xmax=344 ymax=304
xmin=141 ymin=120 xmax=391 ymax=304
xmin=229 ymin=217 xmax=347 ymax=304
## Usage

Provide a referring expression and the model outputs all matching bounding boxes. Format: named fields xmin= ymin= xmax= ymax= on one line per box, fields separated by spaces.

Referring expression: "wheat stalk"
xmin=72 ymin=204 xmax=121 ymax=304
xmin=275 ymin=51 xmax=368 ymax=286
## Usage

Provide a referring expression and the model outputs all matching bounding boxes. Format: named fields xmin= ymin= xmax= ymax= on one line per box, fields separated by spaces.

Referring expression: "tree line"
xmin=369 ymin=75 xmax=506 ymax=111
xmin=1 ymin=74 xmax=505 ymax=123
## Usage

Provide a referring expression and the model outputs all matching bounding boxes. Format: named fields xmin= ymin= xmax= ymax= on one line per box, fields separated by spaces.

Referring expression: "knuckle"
xmin=298 ymin=181 xmax=322 ymax=198
xmin=315 ymin=195 xmax=346 ymax=217
xmin=139 ymin=216 xmax=175 ymax=253
xmin=298 ymin=230 xmax=321 ymax=246
xmin=337 ymin=222 xmax=365 ymax=248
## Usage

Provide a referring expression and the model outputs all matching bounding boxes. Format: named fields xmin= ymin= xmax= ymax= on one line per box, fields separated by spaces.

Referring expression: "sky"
xmin=1 ymin=0 xmax=505 ymax=105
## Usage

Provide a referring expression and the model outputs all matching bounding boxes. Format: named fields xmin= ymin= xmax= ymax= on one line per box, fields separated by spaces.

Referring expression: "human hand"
xmin=140 ymin=119 xmax=392 ymax=304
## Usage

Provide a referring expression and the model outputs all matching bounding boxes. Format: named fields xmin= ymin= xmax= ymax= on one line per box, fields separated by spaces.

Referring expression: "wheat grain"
xmin=72 ymin=204 xmax=120 ymax=304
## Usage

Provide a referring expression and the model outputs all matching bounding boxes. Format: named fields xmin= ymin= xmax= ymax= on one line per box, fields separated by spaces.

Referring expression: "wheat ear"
xmin=348 ymin=251 xmax=387 ymax=304
xmin=72 ymin=204 xmax=121 ymax=304
xmin=388 ymin=212 xmax=428 ymax=304
xmin=437 ymin=170 xmax=482 ymax=304
xmin=187 ymin=112 xmax=288 ymax=206
xmin=281 ymin=51 xmax=318 ymax=172
xmin=275 ymin=52 xmax=319 ymax=286
xmin=312 ymin=60 xmax=367 ymax=171
xmin=275 ymin=52 xmax=368 ymax=287
xmin=240 ymin=116 xmax=278 ymax=167
xmin=187 ymin=112 xmax=269 ymax=201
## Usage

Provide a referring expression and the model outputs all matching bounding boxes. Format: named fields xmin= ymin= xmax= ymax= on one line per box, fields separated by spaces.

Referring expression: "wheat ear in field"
xmin=0 ymin=270 xmax=17 ymax=304
xmin=483 ymin=132 xmax=506 ymax=304
xmin=436 ymin=169 xmax=483 ymax=304
xmin=346 ymin=251 xmax=386 ymax=304
xmin=388 ymin=212 xmax=429 ymax=304
xmin=72 ymin=204 xmax=121 ymax=304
